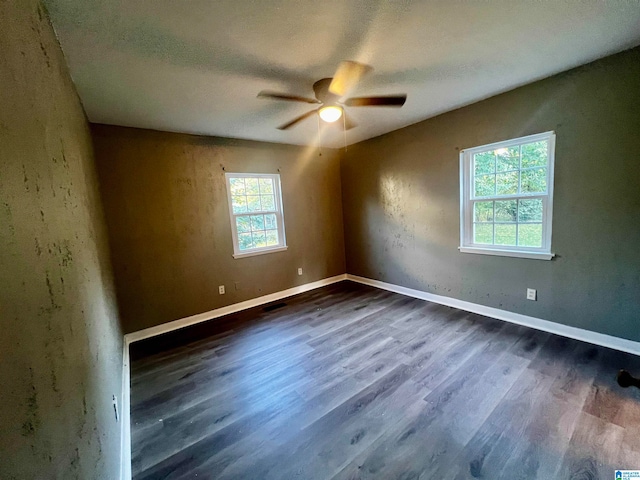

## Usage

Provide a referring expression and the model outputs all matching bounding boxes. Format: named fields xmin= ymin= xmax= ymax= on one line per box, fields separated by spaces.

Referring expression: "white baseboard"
xmin=120 ymin=273 xmax=346 ymax=479
xmin=347 ymin=274 xmax=640 ymax=356
xmin=119 ymin=271 xmax=639 ymax=478
xmin=120 ymin=340 xmax=131 ymax=480
xmin=125 ymin=274 xmax=348 ymax=344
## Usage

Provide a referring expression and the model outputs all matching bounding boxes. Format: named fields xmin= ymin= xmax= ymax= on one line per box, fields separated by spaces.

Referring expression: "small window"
xmin=225 ymin=173 xmax=287 ymax=258
xmin=459 ymin=132 xmax=555 ymax=260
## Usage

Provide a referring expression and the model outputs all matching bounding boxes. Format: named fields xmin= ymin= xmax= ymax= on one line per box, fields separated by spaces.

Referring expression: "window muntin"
xmin=460 ymin=132 xmax=555 ymax=260
xmin=225 ymin=173 xmax=287 ymax=258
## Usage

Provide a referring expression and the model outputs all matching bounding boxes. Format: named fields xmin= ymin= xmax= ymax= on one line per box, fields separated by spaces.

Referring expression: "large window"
xmin=459 ymin=131 xmax=555 ymax=260
xmin=225 ymin=173 xmax=287 ymax=258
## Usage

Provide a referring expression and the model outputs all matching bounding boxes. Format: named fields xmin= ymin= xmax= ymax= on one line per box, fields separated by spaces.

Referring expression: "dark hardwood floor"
xmin=129 ymin=281 xmax=640 ymax=479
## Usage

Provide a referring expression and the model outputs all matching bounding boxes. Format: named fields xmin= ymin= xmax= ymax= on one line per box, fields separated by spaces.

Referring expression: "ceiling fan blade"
xmin=258 ymin=91 xmax=320 ymax=104
xmin=329 ymin=61 xmax=373 ymax=97
xmin=277 ymin=109 xmax=318 ymax=130
xmin=343 ymin=95 xmax=407 ymax=107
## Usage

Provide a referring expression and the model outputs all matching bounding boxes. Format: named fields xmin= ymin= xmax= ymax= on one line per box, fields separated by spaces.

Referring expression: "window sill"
xmin=232 ymin=246 xmax=288 ymax=259
xmin=459 ymin=246 xmax=554 ymax=260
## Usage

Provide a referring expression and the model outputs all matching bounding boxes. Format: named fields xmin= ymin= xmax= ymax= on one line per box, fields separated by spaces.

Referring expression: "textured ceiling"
xmin=46 ymin=0 xmax=640 ymax=148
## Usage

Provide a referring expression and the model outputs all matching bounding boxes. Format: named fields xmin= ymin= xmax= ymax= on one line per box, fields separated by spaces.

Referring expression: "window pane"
xmin=238 ymin=232 xmax=253 ymax=250
xmin=230 ymin=178 xmax=245 ymax=195
xmin=259 ymin=178 xmax=274 ymax=194
xmin=252 ymin=231 xmax=267 ymax=248
xmin=247 ymin=195 xmax=261 ymax=212
xmin=521 ymin=168 xmax=547 ymax=193
xmin=496 ymin=171 xmax=518 ymax=195
xmin=261 ymin=195 xmax=275 ymax=211
xmin=474 ymin=201 xmax=493 ymax=222
xmin=266 ymin=230 xmax=278 ymax=246
xmin=495 ymin=224 xmax=516 ymax=246
xmin=518 ymin=223 xmax=543 ymax=247
xmin=232 ymin=195 xmax=247 ymax=214
xmin=236 ymin=216 xmax=251 ymax=233
xmin=474 ymin=174 xmax=495 ymax=197
xmin=228 ymin=174 xmax=285 ymax=255
xmin=245 ymin=178 xmax=260 ymax=194
xmin=250 ymin=215 xmax=264 ymax=231
xmin=474 ymin=224 xmax=493 ymax=244
xmin=518 ymin=199 xmax=543 ymax=222
xmin=521 ymin=141 xmax=548 ymax=168
xmin=264 ymin=213 xmax=277 ymax=230
xmin=495 ymin=200 xmax=517 ymax=222
xmin=463 ymin=134 xmax=553 ymax=256
xmin=474 ymin=152 xmax=495 ymax=175
xmin=496 ymin=147 xmax=519 ymax=172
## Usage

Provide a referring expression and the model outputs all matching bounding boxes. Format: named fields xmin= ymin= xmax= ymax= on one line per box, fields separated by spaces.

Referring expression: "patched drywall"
xmin=342 ymin=47 xmax=640 ymax=342
xmin=0 ymin=2 xmax=123 ymax=478
xmin=92 ymin=125 xmax=346 ymax=333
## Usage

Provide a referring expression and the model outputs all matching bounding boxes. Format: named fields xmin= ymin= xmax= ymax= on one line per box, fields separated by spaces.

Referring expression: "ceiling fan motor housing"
xmin=313 ymin=78 xmax=340 ymax=105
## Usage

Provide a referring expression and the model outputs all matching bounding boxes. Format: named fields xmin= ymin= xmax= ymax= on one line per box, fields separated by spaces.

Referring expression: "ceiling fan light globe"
xmin=319 ymin=106 xmax=343 ymax=123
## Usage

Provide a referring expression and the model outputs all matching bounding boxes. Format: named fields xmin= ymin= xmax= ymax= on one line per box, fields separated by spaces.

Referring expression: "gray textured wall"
xmin=341 ymin=47 xmax=640 ymax=342
xmin=92 ymin=125 xmax=346 ymax=333
xmin=0 ymin=2 xmax=123 ymax=478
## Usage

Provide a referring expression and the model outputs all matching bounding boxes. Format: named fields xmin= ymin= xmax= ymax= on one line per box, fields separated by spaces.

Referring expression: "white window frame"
xmin=225 ymin=173 xmax=287 ymax=259
xmin=459 ymin=131 xmax=556 ymax=260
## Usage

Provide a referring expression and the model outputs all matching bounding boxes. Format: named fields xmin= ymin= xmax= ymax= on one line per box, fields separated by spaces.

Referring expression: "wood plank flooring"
xmin=129 ymin=281 xmax=640 ymax=479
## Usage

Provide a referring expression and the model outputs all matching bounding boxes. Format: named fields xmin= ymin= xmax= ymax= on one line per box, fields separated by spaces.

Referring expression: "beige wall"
xmin=341 ymin=47 xmax=640 ymax=342
xmin=92 ymin=125 xmax=346 ymax=333
xmin=0 ymin=2 xmax=123 ymax=478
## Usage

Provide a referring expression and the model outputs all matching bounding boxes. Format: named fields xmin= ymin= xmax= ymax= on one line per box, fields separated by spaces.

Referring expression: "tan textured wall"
xmin=0 ymin=2 xmax=123 ymax=479
xmin=342 ymin=47 xmax=640 ymax=342
xmin=92 ymin=125 xmax=346 ymax=333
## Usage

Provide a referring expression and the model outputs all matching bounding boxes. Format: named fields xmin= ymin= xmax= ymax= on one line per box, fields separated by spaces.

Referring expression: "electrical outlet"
xmin=234 ymin=281 xmax=241 ymax=291
xmin=527 ymin=288 xmax=537 ymax=301
xmin=112 ymin=395 xmax=119 ymax=422
xmin=297 ymin=268 xmax=303 ymax=276
xmin=219 ymin=285 xmax=225 ymax=295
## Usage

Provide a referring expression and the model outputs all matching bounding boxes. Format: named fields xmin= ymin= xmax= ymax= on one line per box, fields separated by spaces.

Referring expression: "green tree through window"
xmin=461 ymin=132 xmax=555 ymax=259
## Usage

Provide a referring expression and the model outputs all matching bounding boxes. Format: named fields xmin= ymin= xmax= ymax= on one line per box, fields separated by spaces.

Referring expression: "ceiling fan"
xmin=257 ymin=61 xmax=407 ymax=130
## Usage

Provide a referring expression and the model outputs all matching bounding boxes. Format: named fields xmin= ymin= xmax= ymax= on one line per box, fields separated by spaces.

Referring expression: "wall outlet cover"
xmin=219 ymin=285 xmax=225 ymax=295
xmin=527 ymin=288 xmax=537 ymax=301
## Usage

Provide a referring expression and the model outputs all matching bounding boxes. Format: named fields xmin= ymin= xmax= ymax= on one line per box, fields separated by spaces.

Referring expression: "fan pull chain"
xmin=343 ymin=109 xmax=347 ymax=152
xmin=316 ymin=113 xmax=322 ymax=157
